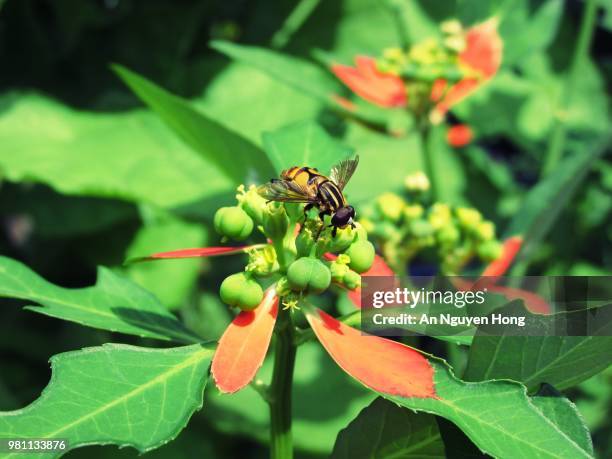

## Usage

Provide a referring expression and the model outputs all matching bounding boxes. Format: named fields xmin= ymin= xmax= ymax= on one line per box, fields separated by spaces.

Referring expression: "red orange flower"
xmin=433 ymin=18 xmax=502 ymax=117
xmin=134 ymin=244 xmax=436 ymax=397
xmin=331 ymin=19 xmax=502 ymax=119
xmin=331 ymin=56 xmax=407 ymax=108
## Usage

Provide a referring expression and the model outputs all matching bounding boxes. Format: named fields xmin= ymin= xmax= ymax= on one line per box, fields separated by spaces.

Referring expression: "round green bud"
xmin=295 ymin=228 xmax=316 ymax=258
xmin=343 ymin=270 xmax=361 ymax=290
xmin=436 ymin=224 xmax=460 ymax=246
xmin=219 ymin=273 xmax=264 ymax=311
xmin=214 ymin=207 xmax=254 ymax=240
xmin=376 ymin=193 xmax=405 ymax=222
xmin=327 ymin=226 xmax=357 ymax=253
xmin=330 ymin=261 xmax=350 ymax=282
xmin=346 ymin=240 xmax=375 ymax=273
xmin=262 ymin=204 xmax=289 ymax=241
xmin=477 ymin=240 xmax=503 ymax=261
xmin=287 ymin=258 xmax=331 ymax=294
xmin=403 ymin=204 xmax=424 ymax=220
xmin=456 ymin=207 xmax=482 ymax=230
xmin=409 ymin=219 xmax=434 ymax=238
xmin=475 ymin=221 xmax=495 ymax=241
xmin=236 ymin=184 xmax=267 ymax=224
xmin=428 ymin=203 xmax=452 ymax=230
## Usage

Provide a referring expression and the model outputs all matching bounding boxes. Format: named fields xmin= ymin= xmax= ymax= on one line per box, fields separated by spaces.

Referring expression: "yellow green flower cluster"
xmin=359 ymin=173 xmax=502 ymax=274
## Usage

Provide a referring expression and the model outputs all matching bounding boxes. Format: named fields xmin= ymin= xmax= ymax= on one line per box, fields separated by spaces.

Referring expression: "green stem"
xmin=420 ymin=123 xmax=439 ymax=201
xmin=542 ymin=0 xmax=598 ymax=176
xmin=269 ymin=307 xmax=296 ymax=459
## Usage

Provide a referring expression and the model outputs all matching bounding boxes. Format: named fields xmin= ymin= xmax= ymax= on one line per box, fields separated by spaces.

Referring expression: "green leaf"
xmin=0 ymin=256 xmax=200 ymax=343
xmin=331 ymin=397 xmax=445 ymax=458
xmin=0 ymin=92 xmax=231 ymax=208
xmin=464 ymin=304 xmax=612 ymax=391
xmin=504 ymin=138 xmax=610 ymax=258
xmin=532 ymin=384 xmax=594 ymax=457
xmin=262 ymin=121 xmax=352 ymax=175
xmin=122 ymin=215 xmax=207 ymax=310
xmin=210 ymin=40 xmax=339 ymax=103
xmin=195 ymin=62 xmax=324 ymax=146
xmin=112 ymin=64 xmax=275 ymax=185
xmin=0 ymin=343 xmax=214 ymax=458
xmin=385 ymin=359 xmax=594 ymax=458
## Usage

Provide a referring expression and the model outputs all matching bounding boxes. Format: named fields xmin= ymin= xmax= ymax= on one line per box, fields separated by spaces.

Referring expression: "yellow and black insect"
xmin=257 ymin=156 xmax=360 ymax=236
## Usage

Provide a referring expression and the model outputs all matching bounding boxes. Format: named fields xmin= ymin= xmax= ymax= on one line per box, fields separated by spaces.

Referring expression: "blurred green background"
xmin=0 ymin=0 xmax=610 ymax=457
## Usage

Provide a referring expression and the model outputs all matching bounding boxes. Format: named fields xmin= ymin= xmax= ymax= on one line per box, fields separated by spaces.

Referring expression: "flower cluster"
xmin=213 ymin=184 xmax=376 ymax=312
xmin=359 ymin=172 xmax=502 ymax=274
xmin=330 ymin=18 xmax=502 ymax=146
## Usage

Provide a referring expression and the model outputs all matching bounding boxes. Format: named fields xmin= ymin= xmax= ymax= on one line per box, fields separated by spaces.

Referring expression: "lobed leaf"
xmin=464 ymin=303 xmax=612 ymax=391
xmin=0 ymin=343 xmax=214 ymax=458
xmin=331 ymin=397 xmax=445 ymax=458
xmin=0 ymin=256 xmax=200 ymax=343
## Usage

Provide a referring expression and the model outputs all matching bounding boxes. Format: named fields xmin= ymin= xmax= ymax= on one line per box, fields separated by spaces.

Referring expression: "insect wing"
xmin=330 ymin=155 xmax=359 ymax=190
xmin=257 ymin=179 xmax=315 ymax=203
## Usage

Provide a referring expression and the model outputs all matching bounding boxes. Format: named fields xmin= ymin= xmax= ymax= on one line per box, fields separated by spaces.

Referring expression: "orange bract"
xmin=435 ymin=18 xmax=503 ymax=116
xmin=305 ymin=306 xmax=436 ymax=398
xmin=211 ymin=288 xmax=279 ymax=393
xmin=331 ymin=56 xmax=407 ymax=108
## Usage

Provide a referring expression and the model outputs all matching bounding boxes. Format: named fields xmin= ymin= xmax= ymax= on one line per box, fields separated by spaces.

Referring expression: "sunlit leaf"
xmin=0 ymin=256 xmax=200 ymax=343
xmin=0 ymin=343 xmax=214 ymax=457
xmin=113 ymin=65 xmax=275 ymax=185
xmin=262 ymin=120 xmax=352 ymax=175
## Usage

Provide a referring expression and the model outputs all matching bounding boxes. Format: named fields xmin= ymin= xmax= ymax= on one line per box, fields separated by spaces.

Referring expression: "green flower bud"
xmin=326 ymin=226 xmax=357 ymax=253
xmin=428 ymin=203 xmax=452 ymax=230
xmin=376 ymin=193 xmax=405 ymax=222
xmin=403 ymin=204 xmax=424 ymax=220
xmin=214 ymin=206 xmax=254 ymax=241
xmin=219 ymin=272 xmax=263 ymax=311
xmin=409 ymin=219 xmax=434 ymax=238
xmin=295 ymin=228 xmax=316 ymax=258
xmin=330 ymin=261 xmax=350 ymax=283
xmin=346 ymin=240 xmax=375 ymax=273
xmin=404 ymin=171 xmax=430 ymax=192
xmin=262 ymin=203 xmax=289 ymax=241
xmin=236 ymin=185 xmax=267 ymax=224
xmin=437 ymin=224 xmax=460 ymax=246
xmin=343 ymin=270 xmax=361 ymax=290
xmin=456 ymin=207 xmax=482 ymax=230
xmin=477 ymin=240 xmax=503 ymax=261
xmin=287 ymin=257 xmax=331 ymax=294
xmin=475 ymin=221 xmax=495 ymax=241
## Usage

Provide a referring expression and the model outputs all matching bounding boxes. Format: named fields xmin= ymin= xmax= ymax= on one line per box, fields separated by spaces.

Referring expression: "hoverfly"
xmin=257 ymin=156 xmax=359 ymax=236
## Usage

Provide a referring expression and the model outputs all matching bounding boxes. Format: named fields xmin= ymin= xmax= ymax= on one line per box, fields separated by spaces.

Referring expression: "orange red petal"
xmin=211 ymin=288 xmax=279 ymax=393
xmin=435 ymin=18 xmax=502 ymax=116
xmin=304 ymin=305 xmax=436 ymax=398
xmin=447 ymin=124 xmax=474 ymax=147
xmin=331 ymin=56 xmax=407 ymax=108
xmin=481 ymin=236 xmax=523 ymax=278
xmin=128 ymin=246 xmax=253 ymax=263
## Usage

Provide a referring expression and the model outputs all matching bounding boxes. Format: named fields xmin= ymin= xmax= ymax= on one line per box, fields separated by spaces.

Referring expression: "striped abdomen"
xmin=318 ymin=180 xmax=346 ymax=211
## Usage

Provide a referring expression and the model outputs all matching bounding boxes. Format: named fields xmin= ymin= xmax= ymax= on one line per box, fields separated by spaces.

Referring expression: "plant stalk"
xmin=542 ymin=0 xmax=599 ymax=176
xmin=419 ymin=123 xmax=440 ymax=201
xmin=269 ymin=307 xmax=296 ymax=459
